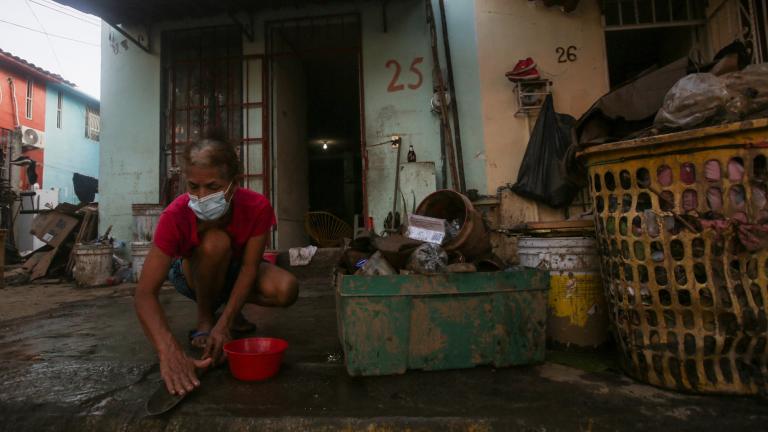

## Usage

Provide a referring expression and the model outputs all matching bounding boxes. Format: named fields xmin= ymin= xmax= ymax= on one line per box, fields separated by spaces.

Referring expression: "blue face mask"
xmin=188 ymin=182 xmax=233 ymax=221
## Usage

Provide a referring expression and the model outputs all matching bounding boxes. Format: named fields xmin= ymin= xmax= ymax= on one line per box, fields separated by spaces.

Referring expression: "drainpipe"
xmin=5 ymin=77 xmax=19 ymax=245
xmin=7 ymin=78 xmax=20 ymax=128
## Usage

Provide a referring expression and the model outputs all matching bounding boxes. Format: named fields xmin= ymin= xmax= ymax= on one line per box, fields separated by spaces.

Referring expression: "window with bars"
xmin=25 ymin=79 xmax=33 ymax=120
xmin=161 ymin=26 xmax=253 ymax=203
xmin=57 ymin=91 xmax=63 ymax=129
xmin=603 ymin=0 xmax=706 ymax=29
xmin=85 ymin=106 xmax=100 ymax=141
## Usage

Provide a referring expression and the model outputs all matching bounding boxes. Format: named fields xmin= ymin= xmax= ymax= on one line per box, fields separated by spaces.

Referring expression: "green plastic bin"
xmin=336 ymin=269 xmax=549 ymax=376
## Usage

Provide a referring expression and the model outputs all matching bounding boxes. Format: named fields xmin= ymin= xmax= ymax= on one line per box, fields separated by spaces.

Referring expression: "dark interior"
xmin=606 ymin=26 xmax=697 ymax=89
xmin=270 ymin=19 xmax=363 ymax=228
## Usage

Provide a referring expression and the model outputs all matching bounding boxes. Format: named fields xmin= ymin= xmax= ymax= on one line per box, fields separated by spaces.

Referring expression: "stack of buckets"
xmin=517 ymin=232 xmax=608 ymax=350
xmin=131 ymin=204 xmax=163 ymax=283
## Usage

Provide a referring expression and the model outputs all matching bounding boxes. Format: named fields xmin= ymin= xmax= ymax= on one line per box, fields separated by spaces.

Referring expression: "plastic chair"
xmin=304 ymin=211 xmax=353 ymax=247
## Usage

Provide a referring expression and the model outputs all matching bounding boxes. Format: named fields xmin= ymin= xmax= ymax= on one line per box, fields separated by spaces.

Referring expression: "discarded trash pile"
xmin=3 ymin=203 xmax=126 ymax=286
xmin=335 ymin=189 xmax=499 ymax=277
xmin=577 ymin=42 xmax=768 ymax=148
xmin=333 ymin=189 xmax=549 ymax=377
xmin=527 ymin=43 xmax=768 ymax=211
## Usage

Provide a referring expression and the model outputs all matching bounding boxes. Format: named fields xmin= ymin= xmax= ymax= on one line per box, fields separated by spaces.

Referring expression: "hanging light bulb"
xmin=322 ymin=141 xmax=328 ymax=150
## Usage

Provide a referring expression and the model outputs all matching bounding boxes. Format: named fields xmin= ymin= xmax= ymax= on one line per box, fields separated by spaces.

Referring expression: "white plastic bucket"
xmin=518 ymin=237 xmax=600 ymax=270
xmin=518 ymin=236 xmax=607 ymax=349
xmin=132 ymin=204 xmax=164 ymax=242
xmin=72 ymin=243 xmax=114 ymax=287
xmin=131 ymin=241 xmax=152 ymax=283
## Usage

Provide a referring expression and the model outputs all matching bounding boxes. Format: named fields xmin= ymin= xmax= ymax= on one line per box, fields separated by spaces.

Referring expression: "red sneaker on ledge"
xmin=505 ymin=57 xmax=536 ymax=77
xmin=506 ymin=67 xmax=541 ymax=82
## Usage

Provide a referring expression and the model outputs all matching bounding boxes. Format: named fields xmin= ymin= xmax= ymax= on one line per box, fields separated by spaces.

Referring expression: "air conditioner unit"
xmin=19 ymin=126 xmax=44 ymax=149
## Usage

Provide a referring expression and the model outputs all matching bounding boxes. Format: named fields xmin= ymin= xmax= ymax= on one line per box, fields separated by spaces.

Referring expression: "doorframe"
xmin=264 ymin=13 xmax=367 ymax=247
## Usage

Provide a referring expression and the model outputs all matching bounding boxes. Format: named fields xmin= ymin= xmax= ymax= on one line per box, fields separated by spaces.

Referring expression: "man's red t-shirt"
xmin=153 ymin=188 xmax=276 ymax=259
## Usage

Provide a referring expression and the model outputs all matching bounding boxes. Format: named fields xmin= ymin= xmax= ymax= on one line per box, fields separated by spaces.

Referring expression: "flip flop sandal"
xmin=231 ymin=322 xmax=256 ymax=334
xmin=188 ymin=330 xmax=210 ymax=347
xmin=214 ymin=312 xmax=257 ymax=333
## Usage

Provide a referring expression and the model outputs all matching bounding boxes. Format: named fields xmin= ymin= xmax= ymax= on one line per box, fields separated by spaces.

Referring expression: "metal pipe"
xmin=762 ymin=0 xmax=768 ymax=63
xmin=440 ymin=113 xmax=447 ymax=189
xmin=7 ymin=78 xmax=20 ymax=128
xmin=618 ymin=0 xmax=623 ymax=26
xmin=604 ymin=19 xmax=705 ymax=31
xmin=426 ymin=0 xmax=459 ymax=191
xmin=438 ymin=0 xmax=466 ymax=193
xmin=633 ymin=0 xmax=639 ymax=24
xmin=391 ymin=138 xmax=402 ymax=220
xmin=357 ymin=16 xmax=369 ymax=222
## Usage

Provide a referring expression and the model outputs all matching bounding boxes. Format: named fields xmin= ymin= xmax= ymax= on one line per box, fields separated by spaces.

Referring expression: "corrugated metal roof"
xmin=0 ymin=48 xmax=76 ymax=87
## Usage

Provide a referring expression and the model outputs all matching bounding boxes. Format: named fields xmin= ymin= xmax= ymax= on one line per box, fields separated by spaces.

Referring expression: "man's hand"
xmin=159 ymin=344 xmax=212 ymax=396
xmin=203 ymin=324 xmax=232 ymax=366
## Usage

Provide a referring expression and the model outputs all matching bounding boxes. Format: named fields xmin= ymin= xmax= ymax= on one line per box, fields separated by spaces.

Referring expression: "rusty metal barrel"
xmin=415 ymin=189 xmax=491 ymax=259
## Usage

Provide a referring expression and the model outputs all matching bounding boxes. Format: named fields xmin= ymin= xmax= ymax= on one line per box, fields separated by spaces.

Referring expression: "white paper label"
xmin=407 ymin=226 xmax=445 ymax=244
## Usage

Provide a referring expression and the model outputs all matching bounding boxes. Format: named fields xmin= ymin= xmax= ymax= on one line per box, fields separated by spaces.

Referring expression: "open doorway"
xmin=268 ymin=15 xmax=363 ymax=249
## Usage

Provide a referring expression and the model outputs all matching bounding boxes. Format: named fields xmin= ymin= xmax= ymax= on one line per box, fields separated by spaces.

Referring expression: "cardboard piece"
xmin=405 ymin=214 xmax=445 ymax=245
xmin=30 ymin=211 xmax=79 ymax=248
xmin=29 ymin=247 xmax=59 ymax=281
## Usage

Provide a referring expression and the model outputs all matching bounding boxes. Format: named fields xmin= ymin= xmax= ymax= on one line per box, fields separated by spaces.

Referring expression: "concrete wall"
xmin=361 ymin=0 xmax=439 ymax=230
xmin=99 ymin=23 xmax=162 ymax=244
xmin=44 ymin=84 xmax=99 ymax=204
xmin=363 ymin=0 xmax=486 ymax=231
xmin=273 ymin=57 xmax=309 ymax=248
xmin=474 ymin=0 xmax=609 ymax=219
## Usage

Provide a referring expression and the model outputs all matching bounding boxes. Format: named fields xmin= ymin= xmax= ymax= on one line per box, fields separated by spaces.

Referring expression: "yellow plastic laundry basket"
xmin=581 ymin=118 xmax=768 ymax=395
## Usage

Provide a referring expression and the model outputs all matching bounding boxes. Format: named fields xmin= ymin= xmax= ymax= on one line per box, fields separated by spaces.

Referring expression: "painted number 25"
xmin=386 ymin=57 xmax=424 ymax=92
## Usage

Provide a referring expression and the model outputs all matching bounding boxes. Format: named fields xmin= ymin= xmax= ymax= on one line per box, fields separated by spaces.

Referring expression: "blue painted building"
xmin=44 ymin=83 xmax=100 ymax=204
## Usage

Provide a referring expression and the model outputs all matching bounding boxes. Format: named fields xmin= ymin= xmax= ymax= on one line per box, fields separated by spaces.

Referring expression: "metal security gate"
xmin=161 ymin=26 xmax=268 ymax=203
xmin=242 ymin=55 xmax=269 ymax=197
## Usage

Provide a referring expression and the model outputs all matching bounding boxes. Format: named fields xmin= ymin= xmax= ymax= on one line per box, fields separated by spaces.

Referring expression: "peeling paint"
xmin=338 ymin=271 xmax=548 ymax=376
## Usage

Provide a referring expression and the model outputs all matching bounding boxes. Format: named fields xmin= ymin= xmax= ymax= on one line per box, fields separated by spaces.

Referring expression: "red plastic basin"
xmin=224 ymin=337 xmax=288 ymax=381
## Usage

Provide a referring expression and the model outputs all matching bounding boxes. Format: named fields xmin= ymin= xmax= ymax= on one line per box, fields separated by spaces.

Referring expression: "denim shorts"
xmin=168 ymin=258 xmax=242 ymax=310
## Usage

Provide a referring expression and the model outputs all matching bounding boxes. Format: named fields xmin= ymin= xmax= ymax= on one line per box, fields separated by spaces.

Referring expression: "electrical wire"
xmin=31 ymin=0 xmax=100 ymax=24
xmin=0 ymin=19 xmax=99 ymax=47
xmin=28 ymin=0 xmax=100 ymax=27
xmin=24 ymin=0 xmax=64 ymax=73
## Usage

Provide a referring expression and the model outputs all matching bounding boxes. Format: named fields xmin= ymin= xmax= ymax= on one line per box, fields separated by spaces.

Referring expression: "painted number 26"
xmin=386 ymin=57 xmax=424 ymax=92
xmin=556 ymin=46 xmax=578 ymax=63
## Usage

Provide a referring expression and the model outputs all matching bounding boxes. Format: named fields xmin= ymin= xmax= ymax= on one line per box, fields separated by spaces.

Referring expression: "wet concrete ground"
xmin=1 ymin=280 xmax=767 ymax=431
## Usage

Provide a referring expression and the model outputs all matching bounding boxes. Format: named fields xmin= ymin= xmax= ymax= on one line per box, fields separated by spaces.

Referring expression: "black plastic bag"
xmin=511 ymin=95 xmax=579 ymax=208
